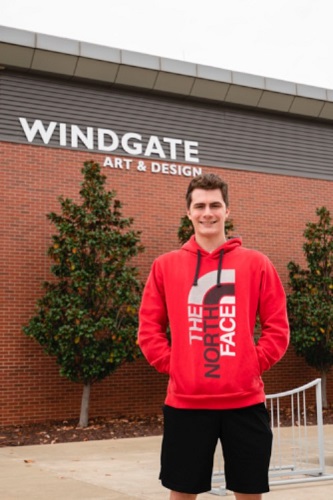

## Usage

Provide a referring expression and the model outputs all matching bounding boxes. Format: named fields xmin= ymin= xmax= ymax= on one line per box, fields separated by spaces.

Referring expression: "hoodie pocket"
xmin=224 ymin=340 xmax=262 ymax=395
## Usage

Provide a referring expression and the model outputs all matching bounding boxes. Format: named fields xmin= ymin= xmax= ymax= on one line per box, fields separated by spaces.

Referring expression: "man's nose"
xmin=203 ymin=206 xmax=213 ymax=216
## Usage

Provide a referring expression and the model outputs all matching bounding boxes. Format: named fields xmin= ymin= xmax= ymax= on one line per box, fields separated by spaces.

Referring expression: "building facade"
xmin=1 ymin=25 xmax=333 ymax=425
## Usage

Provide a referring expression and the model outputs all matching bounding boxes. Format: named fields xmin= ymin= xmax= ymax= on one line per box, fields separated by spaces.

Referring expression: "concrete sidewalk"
xmin=1 ymin=427 xmax=333 ymax=499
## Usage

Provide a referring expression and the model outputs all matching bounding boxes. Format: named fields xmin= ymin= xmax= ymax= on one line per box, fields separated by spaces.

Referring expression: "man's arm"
xmin=138 ymin=260 xmax=171 ymax=374
xmin=255 ymin=257 xmax=290 ymax=373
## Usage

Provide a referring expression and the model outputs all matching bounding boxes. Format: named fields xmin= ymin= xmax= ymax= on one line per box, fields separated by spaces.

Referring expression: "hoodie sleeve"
xmin=255 ymin=257 xmax=290 ymax=373
xmin=138 ymin=259 xmax=171 ymax=374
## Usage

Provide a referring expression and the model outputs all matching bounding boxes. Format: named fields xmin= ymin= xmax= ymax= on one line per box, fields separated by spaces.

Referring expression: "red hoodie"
xmin=138 ymin=236 xmax=289 ymax=410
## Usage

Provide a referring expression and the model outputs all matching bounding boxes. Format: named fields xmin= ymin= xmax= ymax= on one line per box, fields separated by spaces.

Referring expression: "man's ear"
xmin=225 ymin=208 xmax=230 ymax=219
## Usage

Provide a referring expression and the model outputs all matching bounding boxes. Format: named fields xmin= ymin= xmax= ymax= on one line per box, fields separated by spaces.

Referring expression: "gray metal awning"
xmin=1 ymin=24 xmax=333 ymax=121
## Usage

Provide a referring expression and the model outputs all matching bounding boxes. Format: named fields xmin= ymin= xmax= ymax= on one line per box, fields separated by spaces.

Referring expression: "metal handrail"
xmin=211 ymin=378 xmax=333 ymax=496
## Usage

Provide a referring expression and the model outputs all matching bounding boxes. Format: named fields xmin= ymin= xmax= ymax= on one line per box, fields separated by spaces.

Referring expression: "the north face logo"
xmin=187 ymin=270 xmax=236 ymax=378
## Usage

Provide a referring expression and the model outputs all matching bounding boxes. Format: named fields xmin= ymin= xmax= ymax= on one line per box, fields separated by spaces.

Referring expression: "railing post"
xmin=315 ymin=378 xmax=325 ymax=473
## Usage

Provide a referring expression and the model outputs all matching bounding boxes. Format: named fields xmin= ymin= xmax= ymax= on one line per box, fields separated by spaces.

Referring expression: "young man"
xmin=138 ymin=173 xmax=290 ymax=500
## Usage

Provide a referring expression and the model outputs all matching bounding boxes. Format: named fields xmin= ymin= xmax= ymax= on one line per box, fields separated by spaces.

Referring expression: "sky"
xmin=2 ymin=0 xmax=333 ymax=90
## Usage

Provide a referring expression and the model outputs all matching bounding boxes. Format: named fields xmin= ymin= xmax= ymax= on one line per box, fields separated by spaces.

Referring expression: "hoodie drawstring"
xmin=192 ymin=250 xmax=201 ymax=286
xmin=217 ymin=250 xmax=224 ymax=287
xmin=192 ymin=249 xmax=224 ymax=287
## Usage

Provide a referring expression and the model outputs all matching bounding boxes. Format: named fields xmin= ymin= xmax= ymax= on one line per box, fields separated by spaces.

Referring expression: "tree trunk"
xmin=78 ymin=383 xmax=91 ymax=427
xmin=320 ymin=372 xmax=328 ymax=409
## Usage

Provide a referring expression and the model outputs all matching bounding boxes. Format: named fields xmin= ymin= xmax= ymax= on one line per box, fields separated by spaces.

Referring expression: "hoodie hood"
xmin=182 ymin=234 xmax=242 ymax=256
xmin=182 ymin=235 xmax=242 ymax=286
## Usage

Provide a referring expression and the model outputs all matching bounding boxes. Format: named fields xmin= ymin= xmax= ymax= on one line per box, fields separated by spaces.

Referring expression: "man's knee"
xmin=234 ymin=493 xmax=262 ymax=500
xmin=170 ymin=491 xmax=197 ymax=500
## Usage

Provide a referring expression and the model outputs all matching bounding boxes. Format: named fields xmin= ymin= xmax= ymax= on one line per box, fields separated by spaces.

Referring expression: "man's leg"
xmin=234 ymin=494 xmax=261 ymax=500
xmin=221 ymin=404 xmax=272 ymax=496
xmin=161 ymin=406 xmax=219 ymax=495
xmin=170 ymin=491 xmax=197 ymax=500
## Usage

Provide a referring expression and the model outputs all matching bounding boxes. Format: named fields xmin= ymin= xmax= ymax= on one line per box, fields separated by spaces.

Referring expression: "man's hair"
xmin=185 ymin=173 xmax=229 ymax=209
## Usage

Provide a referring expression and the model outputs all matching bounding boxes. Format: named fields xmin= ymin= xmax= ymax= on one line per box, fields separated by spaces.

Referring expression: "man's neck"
xmin=195 ymin=234 xmax=227 ymax=253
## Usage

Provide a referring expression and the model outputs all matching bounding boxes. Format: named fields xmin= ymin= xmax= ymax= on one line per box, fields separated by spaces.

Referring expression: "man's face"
xmin=187 ymin=188 xmax=229 ymax=241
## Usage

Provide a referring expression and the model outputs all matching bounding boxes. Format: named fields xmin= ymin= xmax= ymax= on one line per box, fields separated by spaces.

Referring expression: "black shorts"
xmin=160 ymin=403 xmax=272 ymax=495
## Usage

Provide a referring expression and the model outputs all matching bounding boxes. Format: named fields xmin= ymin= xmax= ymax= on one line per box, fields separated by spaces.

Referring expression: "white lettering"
xmin=59 ymin=123 xmax=67 ymax=146
xmin=220 ymin=342 xmax=236 ymax=356
xmin=98 ymin=129 xmax=119 ymax=151
xmin=163 ymin=137 xmax=182 ymax=160
xmin=192 ymin=167 xmax=202 ymax=177
xmin=121 ymin=133 xmax=142 ymax=155
xmin=104 ymin=157 xmax=113 ymax=167
xmin=219 ymin=317 xmax=236 ymax=332
xmin=103 ymin=157 xmax=133 ymax=169
xmin=19 ymin=118 xmax=57 ymax=144
xmin=184 ymin=141 xmax=199 ymax=163
xmin=151 ymin=162 xmax=160 ymax=173
xmin=71 ymin=125 xmax=93 ymax=149
xmin=19 ymin=118 xmax=201 ymax=163
xmin=188 ymin=305 xmax=203 ymax=343
xmin=144 ymin=135 xmax=166 ymax=159
xmin=123 ymin=158 xmax=133 ymax=170
xmin=219 ymin=304 xmax=236 ymax=318
xmin=151 ymin=162 xmax=202 ymax=177
xmin=219 ymin=295 xmax=236 ymax=356
xmin=114 ymin=157 xmax=123 ymax=169
xmin=220 ymin=332 xmax=236 ymax=346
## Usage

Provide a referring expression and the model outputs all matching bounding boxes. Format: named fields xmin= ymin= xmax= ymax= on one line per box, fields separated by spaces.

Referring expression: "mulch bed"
xmin=0 ymin=414 xmax=164 ymax=447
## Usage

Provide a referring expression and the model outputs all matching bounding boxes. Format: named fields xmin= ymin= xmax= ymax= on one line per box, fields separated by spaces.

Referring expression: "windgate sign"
xmin=19 ymin=118 xmax=203 ymax=178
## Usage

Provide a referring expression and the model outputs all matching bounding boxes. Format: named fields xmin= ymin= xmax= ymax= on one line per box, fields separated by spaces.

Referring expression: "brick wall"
xmin=1 ymin=142 xmax=333 ymax=425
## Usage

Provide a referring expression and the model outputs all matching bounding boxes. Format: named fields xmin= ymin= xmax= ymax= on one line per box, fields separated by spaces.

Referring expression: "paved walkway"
xmin=1 ymin=426 xmax=333 ymax=499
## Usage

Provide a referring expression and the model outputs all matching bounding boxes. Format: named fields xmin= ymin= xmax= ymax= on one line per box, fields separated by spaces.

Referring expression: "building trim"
xmin=1 ymin=25 xmax=333 ymax=121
